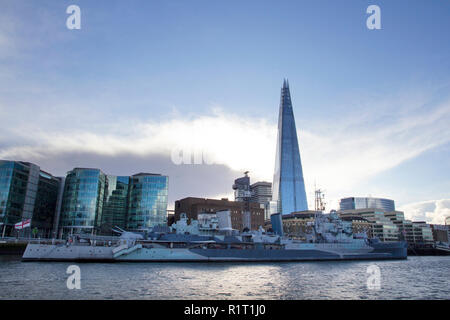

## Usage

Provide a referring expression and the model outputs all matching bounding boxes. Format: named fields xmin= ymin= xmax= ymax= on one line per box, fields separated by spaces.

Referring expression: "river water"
xmin=0 ymin=255 xmax=448 ymax=300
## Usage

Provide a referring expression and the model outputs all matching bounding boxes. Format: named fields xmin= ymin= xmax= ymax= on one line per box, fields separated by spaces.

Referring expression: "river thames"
xmin=0 ymin=255 xmax=448 ymax=300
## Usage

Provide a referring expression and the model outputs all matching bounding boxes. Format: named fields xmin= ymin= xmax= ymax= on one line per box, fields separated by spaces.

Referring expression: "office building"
xmin=272 ymin=79 xmax=308 ymax=215
xmin=339 ymin=197 xmax=395 ymax=212
xmin=250 ymin=182 xmax=272 ymax=204
xmin=339 ymin=215 xmax=373 ymax=238
xmin=101 ymin=175 xmax=130 ymax=233
xmin=60 ymin=170 xmax=168 ymax=235
xmin=383 ymin=211 xmax=415 ymax=243
xmin=411 ymin=221 xmax=434 ymax=243
xmin=383 ymin=212 xmax=433 ymax=243
xmin=59 ymin=168 xmax=108 ymax=235
xmin=339 ymin=208 xmax=434 ymax=244
xmin=339 ymin=209 xmax=399 ymax=242
xmin=32 ymin=170 xmax=62 ymax=237
xmin=0 ymin=160 xmax=63 ymax=238
xmin=430 ymin=224 xmax=450 ymax=243
xmin=126 ymin=173 xmax=169 ymax=231
xmin=250 ymin=181 xmax=272 ymax=220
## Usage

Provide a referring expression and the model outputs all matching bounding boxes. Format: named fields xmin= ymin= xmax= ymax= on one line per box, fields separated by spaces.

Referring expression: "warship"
xmin=22 ymin=210 xmax=407 ymax=262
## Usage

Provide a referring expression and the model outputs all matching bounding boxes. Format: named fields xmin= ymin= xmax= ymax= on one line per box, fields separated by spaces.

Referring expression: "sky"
xmin=0 ymin=0 xmax=449 ymax=224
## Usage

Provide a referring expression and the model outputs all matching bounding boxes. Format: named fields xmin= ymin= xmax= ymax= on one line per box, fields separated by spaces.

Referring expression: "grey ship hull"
xmin=22 ymin=241 xmax=407 ymax=262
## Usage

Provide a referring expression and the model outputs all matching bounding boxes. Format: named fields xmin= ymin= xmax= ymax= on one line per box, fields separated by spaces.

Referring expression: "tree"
xmin=32 ymin=227 xmax=38 ymax=239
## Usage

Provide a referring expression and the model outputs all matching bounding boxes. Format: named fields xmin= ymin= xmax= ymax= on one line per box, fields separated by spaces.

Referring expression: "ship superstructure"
xmin=22 ymin=210 xmax=407 ymax=262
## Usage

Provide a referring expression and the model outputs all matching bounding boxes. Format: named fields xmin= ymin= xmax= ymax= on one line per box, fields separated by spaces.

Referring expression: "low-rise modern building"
xmin=264 ymin=210 xmax=373 ymax=240
xmin=339 ymin=197 xmax=395 ymax=212
xmin=339 ymin=209 xmax=399 ymax=242
xmin=383 ymin=211 xmax=413 ymax=243
xmin=339 ymin=215 xmax=373 ymax=238
xmin=174 ymin=197 xmax=264 ymax=231
xmin=339 ymin=208 xmax=434 ymax=244
xmin=0 ymin=160 xmax=63 ymax=238
xmin=411 ymin=221 xmax=434 ymax=243
xmin=383 ymin=212 xmax=433 ymax=243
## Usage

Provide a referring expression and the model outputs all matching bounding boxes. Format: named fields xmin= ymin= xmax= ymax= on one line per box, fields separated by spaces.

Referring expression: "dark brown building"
xmin=430 ymin=224 xmax=450 ymax=243
xmin=174 ymin=197 xmax=265 ymax=231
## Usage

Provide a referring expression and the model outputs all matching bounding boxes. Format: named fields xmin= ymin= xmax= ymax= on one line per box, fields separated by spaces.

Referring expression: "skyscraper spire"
xmin=272 ymin=79 xmax=308 ymax=215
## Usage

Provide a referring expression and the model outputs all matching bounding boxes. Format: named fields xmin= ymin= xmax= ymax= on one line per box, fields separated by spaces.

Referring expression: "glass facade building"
xmin=60 ymin=168 xmax=107 ymax=234
xmin=0 ymin=160 xmax=61 ymax=237
xmin=272 ymin=79 xmax=308 ymax=215
xmin=101 ymin=175 xmax=130 ymax=232
xmin=59 ymin=170 xmax=169 ymax=235
xmin=1 ymin=162 xmax=169 ymax=237
xmin=32 ymin=171 xmax=61 ymax=237
xmin=127 ymin=173 xmax=169 ymax=231
xmin=339 ymin=197 xmax=395 ymax=212
xmin=0 ymin=161 xmax=28 ymax=236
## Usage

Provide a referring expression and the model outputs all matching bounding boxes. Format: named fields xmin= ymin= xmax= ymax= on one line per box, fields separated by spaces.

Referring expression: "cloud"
xmin=29 ymin=151 xmax=240 ymax=210
xmin=399 ymin=199 xmax=450 ymax=224
xmin=0 ymin=109 xmax=276 ymax=178
xmin=300 ymin=99 xmax=450 ymax=204
xmin=1 ymin=91 xmax=450 ymax=210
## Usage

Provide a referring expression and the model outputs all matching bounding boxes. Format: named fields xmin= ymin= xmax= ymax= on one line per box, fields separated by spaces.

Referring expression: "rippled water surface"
xmin=0 ymin=256 xmax=448 ymax=299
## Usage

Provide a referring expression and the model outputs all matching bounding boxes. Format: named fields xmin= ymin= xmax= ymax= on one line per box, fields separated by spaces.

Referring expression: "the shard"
xmin=272 ymin=79 xmax=308 ymax=215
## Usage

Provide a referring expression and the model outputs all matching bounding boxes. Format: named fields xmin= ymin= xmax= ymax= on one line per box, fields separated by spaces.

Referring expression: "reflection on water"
xmin=0 ymin=255 xmax=449 ymax=300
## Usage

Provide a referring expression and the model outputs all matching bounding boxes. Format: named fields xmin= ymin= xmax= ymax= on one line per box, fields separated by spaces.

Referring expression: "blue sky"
xmin=1 ymin=0 xmax=449 ymax=223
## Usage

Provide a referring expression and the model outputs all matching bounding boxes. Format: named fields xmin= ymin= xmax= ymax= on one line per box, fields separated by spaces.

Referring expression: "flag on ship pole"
xmin=15 ymin=219 xmax=31 ymax=230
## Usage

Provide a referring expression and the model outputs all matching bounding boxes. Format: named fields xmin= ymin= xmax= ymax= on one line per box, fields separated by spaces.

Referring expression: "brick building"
xmin=174 ymin=197 xmax=265 ymax=231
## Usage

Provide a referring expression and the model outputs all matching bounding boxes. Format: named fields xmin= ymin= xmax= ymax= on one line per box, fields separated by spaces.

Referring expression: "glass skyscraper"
xmin=272 ymin=79 xmax=308 ymax=215
xmin=60 ymin=168 xmax=107 ymax=234
xmin=127 ymin=173 xmax=169 ymax=231
xmin=32 ymin=171 xmax=60 ymax=237
xmin=59 ymin=170 xmax=169 ymax=235
xmin=101 ymin=175 xmax=130 ymax=232
xmin=0 ymin=160 xmax=62 ymax=237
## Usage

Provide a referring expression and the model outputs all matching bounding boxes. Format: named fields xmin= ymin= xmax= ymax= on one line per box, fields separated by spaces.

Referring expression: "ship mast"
xmin=314 ymin=188 xmax=326 ymax=212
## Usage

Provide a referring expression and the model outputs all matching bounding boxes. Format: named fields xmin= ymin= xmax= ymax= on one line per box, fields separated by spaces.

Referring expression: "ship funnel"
xmin=270 ymin=213 xmax=284 ymax=236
